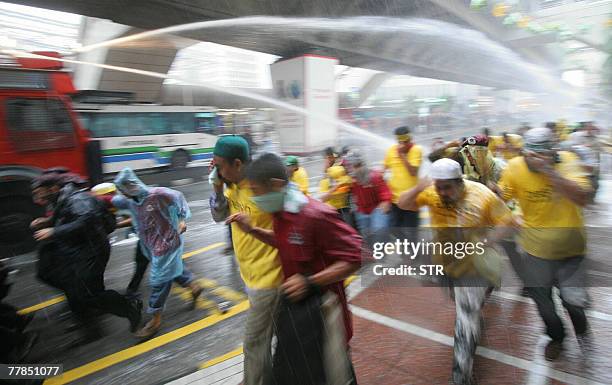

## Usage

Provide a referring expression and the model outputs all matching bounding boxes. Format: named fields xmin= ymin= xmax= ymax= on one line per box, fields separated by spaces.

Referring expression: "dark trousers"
xmin=0 ymin=303 xmax=20 ymax=329
xmin=0 ymin=325 xmax=23 ymax=360
xmin=522 ymin=253 xmax=589 ymax=342
xmin=0 ymin=303 xmax=24 ymax=360
xmin=64 ymin=270 xmax=135 ymax=322
xmin=529 ymin=287 xmax=588 ymax=342
xmin=127 ymin=241 xmax=149 ymax=293
xmin=390 ymin=204 xmax=420 ymax=228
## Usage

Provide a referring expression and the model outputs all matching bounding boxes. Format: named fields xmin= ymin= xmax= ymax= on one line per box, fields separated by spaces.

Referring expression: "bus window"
xmin=168 ymin=113 xmax=195 ymax=134
xmin=5 ymin=98 xmax=76 ymax=152
xmin=148 ymin=113 xmax=167 ymax=135
xmin=91 ymin=114 xmax=114 ymax=137
xmin=113 ymin=114 xmax=132 ymax=137
xmin=196 ymin=116 xmax=217 ymax=135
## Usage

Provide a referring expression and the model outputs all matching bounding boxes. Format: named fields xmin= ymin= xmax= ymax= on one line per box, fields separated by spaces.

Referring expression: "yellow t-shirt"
xmin=319 ymin=170 xmax=353 ymax=210
xmin=290 ymin=167 xmax=309 ymax=196
xmin=225 ymin=180 xmax=283 ymax=289
xmin=416 ymin=180 xmax=513 ymax=228
xmin=489 ymin=135 xmax=523 ymax=161
xmin=415 ymin=180 xmax=513 ymax=278
xmin=498 ymin=152 xmax=591 ymax=259
xmin=384 ymin=144 xmax=423 ymax=204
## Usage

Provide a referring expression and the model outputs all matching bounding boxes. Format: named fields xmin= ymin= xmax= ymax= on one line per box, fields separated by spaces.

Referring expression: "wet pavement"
xmin=3 ymin=130 xmax=611 ymax=385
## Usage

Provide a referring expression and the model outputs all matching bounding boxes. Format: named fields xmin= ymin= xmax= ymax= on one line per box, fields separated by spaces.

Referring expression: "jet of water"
xmin=2 ymin=49 xmax=394 ymax=149
xmin=71 ymin=16 xmax=578 ymax=99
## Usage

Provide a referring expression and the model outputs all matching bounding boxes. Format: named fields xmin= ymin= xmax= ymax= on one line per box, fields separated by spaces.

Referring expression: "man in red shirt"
xmin=345 ymin=150 xmax=391 ymax=236
xmin=227 ymin=153 xmax=362 ymax=384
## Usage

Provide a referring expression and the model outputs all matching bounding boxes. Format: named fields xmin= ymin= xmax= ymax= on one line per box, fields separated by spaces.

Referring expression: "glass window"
xmin=5 ymin=98 xmax=76 ymax=152
xmin=167 ymin=113 xmax=195 ymax=134
xmin=147 ymin=113 xmax=168 ymax=135
xmin=90 ymin=114 xmax=114 ymax=137
xmin=196 ymin=116 xmax=218 ymax=135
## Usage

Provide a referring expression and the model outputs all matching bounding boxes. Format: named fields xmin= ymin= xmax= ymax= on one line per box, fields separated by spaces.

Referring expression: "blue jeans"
xmin=147 ymin=269 xmax=193 ymax=314
xmin=354 ymin=207 xmax=389 ymax=235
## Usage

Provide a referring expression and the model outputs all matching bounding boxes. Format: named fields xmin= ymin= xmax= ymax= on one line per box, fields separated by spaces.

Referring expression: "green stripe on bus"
xmin=190 ymin=147 xmax=214 ymax=155
xmin=157 ymin=148 xmax=213 ymax=158
xmin=102 ymin=146 xmax=158 ymax=156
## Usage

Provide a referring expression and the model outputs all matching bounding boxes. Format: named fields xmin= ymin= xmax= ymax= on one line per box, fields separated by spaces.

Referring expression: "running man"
xmin=227 ymin=153 xmax=361 ymax=384
xmin=497 ymin=127 xmax=593 ymax=359
xmin=31 ymin=171 xmax=142 ymax=342
xmin=345 ymin=150 xmax=391 ymax=236
xmin=384 ymin=126 xmax=423 ymax=228
xmin=209 ymin=135 xmax=282 ymax=385
xmin=399 ymin=158 xmax=513 ymax=385
xmin=285 ymin=155 xmax=309 ymax=195
xmin=113 ymin=168 xmax=202 ymax=339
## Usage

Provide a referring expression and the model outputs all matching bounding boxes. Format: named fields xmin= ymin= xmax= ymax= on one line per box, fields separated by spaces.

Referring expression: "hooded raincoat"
xmin=112 ymin=168 xmax=191 ymax=286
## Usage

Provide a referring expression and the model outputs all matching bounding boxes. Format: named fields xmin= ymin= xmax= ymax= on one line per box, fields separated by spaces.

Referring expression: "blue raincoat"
xmin=112 ymin=168 xmax=191 ymax=286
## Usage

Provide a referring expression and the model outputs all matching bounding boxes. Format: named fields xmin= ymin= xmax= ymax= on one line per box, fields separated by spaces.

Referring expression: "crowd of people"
xmin=0 ymin=119 xmax=605 ymax=385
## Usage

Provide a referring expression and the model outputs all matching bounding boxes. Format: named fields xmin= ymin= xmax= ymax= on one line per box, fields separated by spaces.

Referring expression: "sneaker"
xmin=544 ymin=340 xmax=563 ymax=361
xmin=217 ymin=301 xmax=231 ymax=314
xmin=128 ymin=299 xmax=143 ymax=333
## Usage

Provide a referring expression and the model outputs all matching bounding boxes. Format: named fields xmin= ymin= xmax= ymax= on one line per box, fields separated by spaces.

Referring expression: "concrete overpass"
xmin=5 ymin=0 xmax=566 ymax=102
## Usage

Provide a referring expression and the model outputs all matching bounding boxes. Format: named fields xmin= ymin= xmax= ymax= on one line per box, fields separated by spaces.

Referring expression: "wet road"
xmin=4 ymin=128 xmax=611 ymax=385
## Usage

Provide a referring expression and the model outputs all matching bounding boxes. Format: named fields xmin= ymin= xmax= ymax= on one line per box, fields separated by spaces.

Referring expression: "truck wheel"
xmin=0 ymin=196 xmax=43 ymax=256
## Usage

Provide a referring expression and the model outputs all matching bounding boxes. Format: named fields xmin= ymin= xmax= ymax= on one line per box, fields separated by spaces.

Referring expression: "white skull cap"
xmin=430 ymin=158 xmax=462 ymax=180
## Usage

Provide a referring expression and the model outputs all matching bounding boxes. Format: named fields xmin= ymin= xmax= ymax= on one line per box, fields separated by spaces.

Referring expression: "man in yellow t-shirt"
xmin=319 ymin=165 xmax=352 ymax=223
xmin=285 ymin=155 xmax=309 ymax=196
xmin=498 ymin=127 xmax=592 ymax=359
xmin=384 ymin=126 xmax=423 ymax=228
xmin=209 ymin=135 xmax=282 ymax=385
xmin=490 ymin=132 xmax=523 ymax=161
xmin=398 ymin=158 xmax=513 ymax=385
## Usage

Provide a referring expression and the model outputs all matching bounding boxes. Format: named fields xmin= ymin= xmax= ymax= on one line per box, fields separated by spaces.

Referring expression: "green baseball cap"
xmin=285 ymin=155 xmax=299 ymax=166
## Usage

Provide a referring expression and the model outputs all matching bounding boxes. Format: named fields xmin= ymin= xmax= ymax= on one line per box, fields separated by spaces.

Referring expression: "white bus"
xmin=74 ymin=104 xmax=220 ymax=174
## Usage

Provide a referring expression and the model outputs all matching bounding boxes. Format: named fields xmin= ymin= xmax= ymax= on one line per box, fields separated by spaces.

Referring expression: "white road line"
xmin=350 ymin=305 xmax=607 ymax=385
xmin=171 ymin=178 xmax=196 ymax=186
xmin=493 ymin=290 xmax=612 ymax=322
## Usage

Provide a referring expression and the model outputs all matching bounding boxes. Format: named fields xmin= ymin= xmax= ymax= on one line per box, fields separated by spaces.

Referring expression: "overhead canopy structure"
xmin=6 ymin=0 xmax=563 ymax=93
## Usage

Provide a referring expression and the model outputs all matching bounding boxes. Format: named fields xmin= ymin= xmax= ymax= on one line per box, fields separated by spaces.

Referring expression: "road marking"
xmin=182 ymin=243 xmax=226 ymax=259
xmin=171 ymin=178 xmax=195 ymax=186
xmin=43 ymin=300 xmax=249 ymax=385
xmin=198 ymin=278 xmax=247 ymax=303
xmin=17 ymin=242 xmax=226 ymax=315
xmin=17 ymin=296 xmax=66 ymax=316
xmin=493 ymin=290 xmax=612 ymax=322
xmin=351 ymin=305 xmax=607 ymax=385
xmin=199 ymin=346 xmax=244 ymax=370
xmin=344 ymin=275 xmax=357 ymax=287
